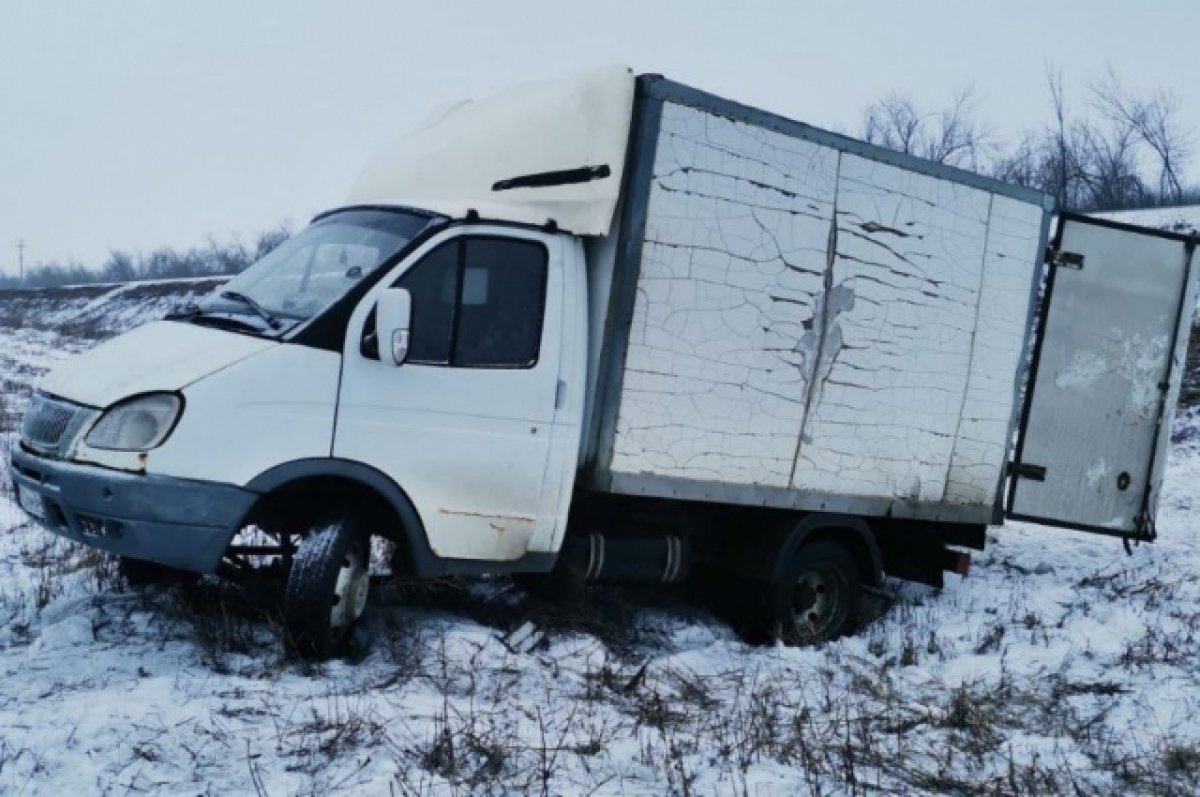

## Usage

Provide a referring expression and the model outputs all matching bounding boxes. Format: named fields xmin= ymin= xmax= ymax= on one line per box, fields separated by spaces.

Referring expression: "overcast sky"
xmin=1 ymin=0 xmax=1197 ymax=274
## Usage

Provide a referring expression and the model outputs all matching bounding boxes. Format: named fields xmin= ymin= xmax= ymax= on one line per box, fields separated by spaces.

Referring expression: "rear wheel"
xmin=765 ymin=540 xmax=862 ymax=644
xmin=283 ymin=517 xmax=370 ymax=660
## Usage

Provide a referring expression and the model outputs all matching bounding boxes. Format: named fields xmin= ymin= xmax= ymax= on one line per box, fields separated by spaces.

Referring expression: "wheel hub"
xmin=331 ymin=546 xmax=369 ymax=628
xmin=792 ymin=568 xmax=835 ymax=639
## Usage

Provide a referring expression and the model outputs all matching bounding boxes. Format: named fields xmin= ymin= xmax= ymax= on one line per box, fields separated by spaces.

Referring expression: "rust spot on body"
xmin=437 ymin=508 xmax=536 ymax=524
xmin=436 ymin=509 xmax=535 ymax=560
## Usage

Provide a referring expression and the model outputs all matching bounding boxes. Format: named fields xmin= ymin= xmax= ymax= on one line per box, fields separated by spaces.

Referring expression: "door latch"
xmin=1046 ymin=247 xmax=1084 ymax=270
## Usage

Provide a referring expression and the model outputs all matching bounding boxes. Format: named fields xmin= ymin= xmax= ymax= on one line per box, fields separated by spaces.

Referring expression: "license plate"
xmin=17 ymin=484 xmax=46 ymax=522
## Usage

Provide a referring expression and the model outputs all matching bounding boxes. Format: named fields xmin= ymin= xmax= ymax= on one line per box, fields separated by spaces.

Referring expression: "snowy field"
xmin=3 ymin=271 xmax=1200 ymax=794
xmin=4 ymin=327 xmax=1200 ymax=796
xmin=1094 ymin=205 xmax=1200 ymax=235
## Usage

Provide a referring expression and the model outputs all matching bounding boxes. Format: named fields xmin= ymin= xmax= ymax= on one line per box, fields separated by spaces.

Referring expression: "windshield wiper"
xmin=167 ymin=302 xmax=266 ymax=335
xmin=219 ymin=290 xmax=282 ymax=330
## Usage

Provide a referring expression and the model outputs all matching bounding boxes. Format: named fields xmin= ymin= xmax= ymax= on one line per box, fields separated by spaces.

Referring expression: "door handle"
xmin=1007 ymin=462 xmax=1046 ymax=481
xmin=555 ymin=379 xmax=567 ymax=410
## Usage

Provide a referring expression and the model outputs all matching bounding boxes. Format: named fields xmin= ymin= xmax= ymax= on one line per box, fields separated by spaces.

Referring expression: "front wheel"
xmin=283 ymin=517 xmax=370 ymax=660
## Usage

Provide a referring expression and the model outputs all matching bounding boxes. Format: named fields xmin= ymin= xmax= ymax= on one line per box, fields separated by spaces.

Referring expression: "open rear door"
xmin=1007 ymin=213 xmax=1198 ymax=540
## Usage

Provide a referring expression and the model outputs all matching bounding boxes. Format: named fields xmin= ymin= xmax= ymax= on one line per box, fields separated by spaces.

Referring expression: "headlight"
xmin=85 ymin=393 xmax=182 ymax=451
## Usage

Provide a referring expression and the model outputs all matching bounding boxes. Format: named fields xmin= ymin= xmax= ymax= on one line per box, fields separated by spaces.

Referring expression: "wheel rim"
xmin=791 ymin=566 xmax=843 ymax=641
xmin=330 ymin=545 xmax=369 ymax=629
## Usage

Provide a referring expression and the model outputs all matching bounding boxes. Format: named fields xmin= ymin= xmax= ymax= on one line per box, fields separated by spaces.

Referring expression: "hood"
xmin=39 ymin=320 xmax=277 ymax=408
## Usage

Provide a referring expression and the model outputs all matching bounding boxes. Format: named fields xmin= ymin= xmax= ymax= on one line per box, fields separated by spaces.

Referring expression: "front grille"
xmin=21 ymin=394 xmax=81 ymax=450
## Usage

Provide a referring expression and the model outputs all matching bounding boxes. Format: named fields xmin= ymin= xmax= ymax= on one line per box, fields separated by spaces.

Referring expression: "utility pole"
xmin=16 ymin=240 xmax=25 ymax=282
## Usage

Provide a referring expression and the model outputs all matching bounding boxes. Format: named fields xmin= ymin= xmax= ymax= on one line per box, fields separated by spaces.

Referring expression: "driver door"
xmin=335 ymin=227 xmax=566 ymax=562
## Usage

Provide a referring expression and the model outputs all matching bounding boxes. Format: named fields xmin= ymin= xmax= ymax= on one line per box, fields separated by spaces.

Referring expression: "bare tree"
xmin=1075 ymin=118 xmax=1147 ymax=209
xmin=865 ymin=65 xmax=1194 ymax=212
xmin=862 ymin=87 xmax=991 ymax=169
xmin=863 ymin=95 xmax=922 ymax=156
xmin=101 ymin=251 xmax=137 ymax=283
xmin=1092 ymin=68 xmax=1192 ymax=203
xmin=253 ymin=223 xmax=292 ymax=260
xmin=1045 ymin=67 xmax=1074 ymax=208
xmin=992 ymin=133 xmax=1043 ymax=189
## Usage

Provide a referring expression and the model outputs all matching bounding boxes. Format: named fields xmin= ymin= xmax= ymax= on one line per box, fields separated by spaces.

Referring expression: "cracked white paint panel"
xmin=609 ymin=103 xmax=1046 ymax=518
xmin=791 ymin=155 xmax=993 ymax=503
xmin=943 ymin=196 xmax=1043 ymax=505
xmin=610 ymin=102 xmax=838 ymax=486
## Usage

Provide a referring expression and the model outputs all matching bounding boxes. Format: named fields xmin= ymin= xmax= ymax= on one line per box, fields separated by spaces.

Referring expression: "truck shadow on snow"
xmin=113 ymin=569 xmax=897 ymax=675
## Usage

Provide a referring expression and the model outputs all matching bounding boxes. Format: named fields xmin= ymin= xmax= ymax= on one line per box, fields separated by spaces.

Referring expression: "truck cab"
xmin=10 ymin=67 xmax=635 ymax=658
xmin=10 ymin=206 xmax=598 ymax=658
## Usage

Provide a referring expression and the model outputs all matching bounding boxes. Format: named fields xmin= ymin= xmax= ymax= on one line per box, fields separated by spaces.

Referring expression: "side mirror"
xmin=376 ymin=287 xmax=412 ymax=366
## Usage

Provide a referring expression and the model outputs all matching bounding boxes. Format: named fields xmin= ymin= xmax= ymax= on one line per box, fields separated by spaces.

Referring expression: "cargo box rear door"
xmin=1006 ymin=213 xmax=1198 ymax=539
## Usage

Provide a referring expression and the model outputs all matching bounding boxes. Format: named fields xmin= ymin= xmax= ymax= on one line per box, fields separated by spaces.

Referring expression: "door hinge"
xmin=1046 ymin=247 xmax=1084 ymax=270
xmin=1007 ymin=462 xmax=1047 ymax=481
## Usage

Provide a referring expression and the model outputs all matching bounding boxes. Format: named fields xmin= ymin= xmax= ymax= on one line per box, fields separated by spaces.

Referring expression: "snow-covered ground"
xmin=0 ymin=276 xmax=227 ymax=338
xmin=4 ymin=216 xmax=1200 ymax=794
xmin=1096 ymin=204 xmax=1200 ymax=235
xmin=1 ymin=312 xmax=1199 ymax=793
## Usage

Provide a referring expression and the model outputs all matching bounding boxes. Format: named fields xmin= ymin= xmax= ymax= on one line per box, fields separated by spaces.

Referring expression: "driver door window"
xmin=395 ymin=237 xmax=548 ymax=368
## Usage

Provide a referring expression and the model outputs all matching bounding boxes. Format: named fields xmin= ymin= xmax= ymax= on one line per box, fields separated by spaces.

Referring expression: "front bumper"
xmin=9 ymin=447 xmax=256 ymax=574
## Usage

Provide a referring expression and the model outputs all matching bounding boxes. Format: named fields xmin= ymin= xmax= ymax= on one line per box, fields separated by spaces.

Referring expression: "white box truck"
xmin=10 ymin=67 xmax=1199 ymax=658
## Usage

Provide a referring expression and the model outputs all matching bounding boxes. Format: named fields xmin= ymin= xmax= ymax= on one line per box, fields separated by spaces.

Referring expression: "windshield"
xmin=197 ymin=209 xmax=436 ymax=332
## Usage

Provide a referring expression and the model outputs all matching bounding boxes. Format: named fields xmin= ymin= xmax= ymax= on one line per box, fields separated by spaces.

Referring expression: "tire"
xmin=764 ymin=540 xmax=862 ymax=644
xmin=283 ymin=517 xmax=370 ymax=660
xmin=118 ymin=556 xmax=199 ymax=588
